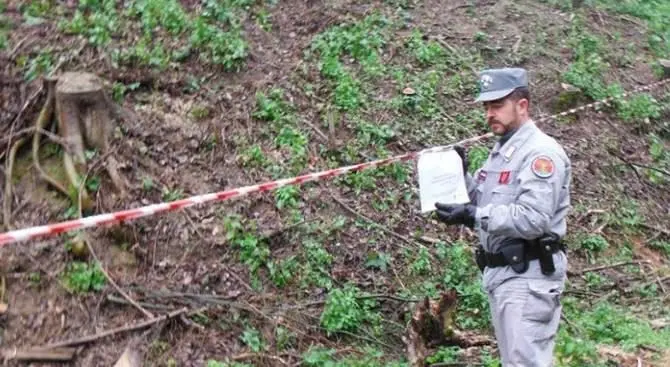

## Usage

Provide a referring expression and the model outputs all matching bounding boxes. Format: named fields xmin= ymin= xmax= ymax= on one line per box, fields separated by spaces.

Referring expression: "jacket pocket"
xmin=490 ymin=186 xmax=515 ymax=204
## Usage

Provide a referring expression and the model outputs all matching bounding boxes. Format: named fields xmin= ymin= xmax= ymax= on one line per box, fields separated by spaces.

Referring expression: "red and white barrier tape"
xmin=0 ymin=133 xmax=493 ymax=246
xmin=1 ymin=77 xmax=668 ymax=246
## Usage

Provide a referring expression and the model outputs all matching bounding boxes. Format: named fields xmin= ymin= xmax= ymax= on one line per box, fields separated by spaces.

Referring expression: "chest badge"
xmin=499 ymin=171 xmax=511 ymax=184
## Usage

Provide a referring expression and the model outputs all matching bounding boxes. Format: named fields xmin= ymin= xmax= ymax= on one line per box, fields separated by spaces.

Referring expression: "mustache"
xmin=488 ymin=118 xmax=502 ymax=125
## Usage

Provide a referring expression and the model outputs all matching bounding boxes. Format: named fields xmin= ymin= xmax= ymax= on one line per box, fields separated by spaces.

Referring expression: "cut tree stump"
xmin=55 ymin=71 xmax=126 ymax=211
xmin=660 ymin=59 xmax=670 ymax=78
xmin=403 ymin=290 xmax=493 ymax=367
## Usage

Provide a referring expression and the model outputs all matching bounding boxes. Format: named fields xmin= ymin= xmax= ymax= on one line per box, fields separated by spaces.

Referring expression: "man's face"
xmin=483 ymin=97 xmax=527 ymax=135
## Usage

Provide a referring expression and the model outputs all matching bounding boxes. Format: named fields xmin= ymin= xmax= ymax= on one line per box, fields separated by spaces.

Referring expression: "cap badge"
xmin=480 ymin=74 xmax=493 ymax=89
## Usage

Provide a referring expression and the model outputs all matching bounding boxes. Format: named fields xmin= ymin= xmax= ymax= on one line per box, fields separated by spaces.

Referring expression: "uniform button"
xmin=512 ymin=256 xmax=518 ymax=262
xmin=545 ymin=245 xmax=551 ymax=251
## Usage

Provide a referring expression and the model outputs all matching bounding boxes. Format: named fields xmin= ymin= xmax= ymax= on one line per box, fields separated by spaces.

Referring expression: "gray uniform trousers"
xmin=465 ymin=120 xmax=571 ymax=366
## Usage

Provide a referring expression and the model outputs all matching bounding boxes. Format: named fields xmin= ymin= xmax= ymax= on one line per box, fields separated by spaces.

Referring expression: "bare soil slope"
xmin=1 ymin=0 xmax=669 ymax=366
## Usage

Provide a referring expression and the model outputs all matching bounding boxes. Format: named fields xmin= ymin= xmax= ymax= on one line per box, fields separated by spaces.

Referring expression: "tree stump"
xmin=55 ymin=72 xmax=125 ymax=211
xmin=660 ymin=59 xmax=670 ymax=78
xmin=403 ymin=290 xmax=493 ymax=367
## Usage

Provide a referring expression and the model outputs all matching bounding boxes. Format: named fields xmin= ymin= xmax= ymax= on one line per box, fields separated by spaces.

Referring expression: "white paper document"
xmin=417 ymin=149 xmax=470 ymax=213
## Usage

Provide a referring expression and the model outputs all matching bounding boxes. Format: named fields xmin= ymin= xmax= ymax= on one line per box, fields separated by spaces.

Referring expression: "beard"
xmin=488 ymin=110 xmax=520 ymax=135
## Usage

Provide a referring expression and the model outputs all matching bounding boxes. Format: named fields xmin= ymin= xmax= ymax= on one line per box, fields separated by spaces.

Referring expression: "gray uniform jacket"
xmin=465 ymin=120 xmax=571 ymax=291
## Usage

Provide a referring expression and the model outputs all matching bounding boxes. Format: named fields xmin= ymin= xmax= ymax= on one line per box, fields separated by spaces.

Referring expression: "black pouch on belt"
xmin=537 ymin=236 xmax=557 ymax=275
xmin=475 ymin=246 xmax=486 ymax=272
xmin=499 ymin=240 xmax=528 ymax=274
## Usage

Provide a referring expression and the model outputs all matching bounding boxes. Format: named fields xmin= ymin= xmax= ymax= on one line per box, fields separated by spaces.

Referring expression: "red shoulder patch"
xmin=531 ymin=156 xmax=555 ymax=178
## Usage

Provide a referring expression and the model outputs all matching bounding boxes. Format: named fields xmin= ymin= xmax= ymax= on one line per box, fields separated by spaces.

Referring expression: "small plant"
xmin=646 ymin=133 xmax=669 ymax=184
xmin=253 ymin=88 xmax=288 ymax=123
xmin=610 ymin=199 xmax=642 ymax=230
xmin=237 ymin=234 xmax=269 ymax=274
xmin=426 ymin=346 xmax=461 ymax=364
xmin=274 ymin=185 xmax=300 ymax=210
xmin=112 ymin=81 xmax=140 ymax=102
xmin=62 ymin=261 xmax=106 ymax=293
xmin=267 ymin=256 xmax=298 ymax=288
xmin=21 ymin=51 xmax=54 ymax=82
xmin=320 ymin=284 xmax=379 ymax=335
xmin=238 ymin=144 xmax=267 ymax=168
xmin=162 ymin=187 xmax=184 ymax=201
xmin=473 ymin=31 xmax=488 ymax=42
xmin=365 ymin=251 xmax=392 ymax=272
xmin=410 ymin=247 xmax=431 ymax=275
xmin=142 ymin=177 xmax=154 ymax=191
xmin=616 ymin=93 xmax=661 ymax=123
xmin=300 ymin=239 xmax=334 ymax=289
xmin=275 ymin=325 xmax=295 ymax=350
xmin=406 ymin=29 xmax=445 ymax=66
xmin=580 ymin=234 xmax=609 ymax=253
xmin=190 ymin=104 xmax=211 ymax=120
xmin=240 ymin=326 xmax=265 ymax=352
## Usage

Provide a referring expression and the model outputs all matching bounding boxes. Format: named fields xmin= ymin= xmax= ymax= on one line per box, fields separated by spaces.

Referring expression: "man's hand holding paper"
xmin=417 ymin=147 xmax=471 ymax=214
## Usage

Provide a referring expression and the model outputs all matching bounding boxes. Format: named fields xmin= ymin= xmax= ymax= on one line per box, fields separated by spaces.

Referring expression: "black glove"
xmin=453 ymin=145 xmax=468 ymax=175
xmin=434 ymin=203 xmax=476 ymax=228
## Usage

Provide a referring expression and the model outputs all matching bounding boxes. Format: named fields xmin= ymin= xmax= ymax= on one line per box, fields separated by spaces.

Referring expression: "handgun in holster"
xmin=475 ymin=246 xmax=486 ymax=272
xmin=537 ymin=235 xmax=558 ymax=275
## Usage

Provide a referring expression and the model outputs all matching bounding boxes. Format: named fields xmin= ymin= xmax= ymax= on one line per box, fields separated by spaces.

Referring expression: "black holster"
xmin=475 ymin=246 xmax=486 ymax=272
xmin=537 ymin=235 xmax=559 ymax=275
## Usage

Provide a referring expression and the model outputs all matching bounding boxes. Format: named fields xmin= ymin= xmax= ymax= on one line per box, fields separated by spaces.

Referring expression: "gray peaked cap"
xmin=475 ymin=67 xmax=529 ymax=102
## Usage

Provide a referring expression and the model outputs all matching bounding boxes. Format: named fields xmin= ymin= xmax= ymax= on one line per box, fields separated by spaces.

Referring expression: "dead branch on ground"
xmin=35 ymin=308 xmax=188 ymax=349
xmin=569 ymin=260 xmax=652 ymax=276
xmin=2 ymin=347 xmax=76 ymax=362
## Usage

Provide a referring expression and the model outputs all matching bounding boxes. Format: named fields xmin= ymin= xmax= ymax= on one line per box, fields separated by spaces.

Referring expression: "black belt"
xmin=479 ymin=240 xmax=565 ymax=268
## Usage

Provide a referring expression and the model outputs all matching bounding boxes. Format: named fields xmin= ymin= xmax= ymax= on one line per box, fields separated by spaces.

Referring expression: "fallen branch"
xmin=232 ymin=352 xmax=290 ymax=366
xmin=626 ymin=161 xmax=670 ymax=177
xmin=416 ymin=236 xmax=443 ymax=245
xmin=132 ymin=287 xmax=243 ymax=303
xmin=179 ymin=314 xmax=206 ymax=331
xmin=36 ymin=308 xmax=187 ymax=349
xmin=3 ymin=347 xmax=76 ymax=362
xmin=290 ymin=293 xmax=419 ymax=309
xmin=300 ymin=118 xmax=329 ymax=143
xmin=639 ymin=223 xmax=670 ymax=238
xmin=106 ymin=294 xmax=174 ymax=311
xmin=571 ymin=260 xmax=652 ymax=276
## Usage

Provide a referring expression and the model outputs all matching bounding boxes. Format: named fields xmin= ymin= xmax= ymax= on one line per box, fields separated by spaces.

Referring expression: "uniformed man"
xmin=434 ymin=67 xmax=571 ymax=367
